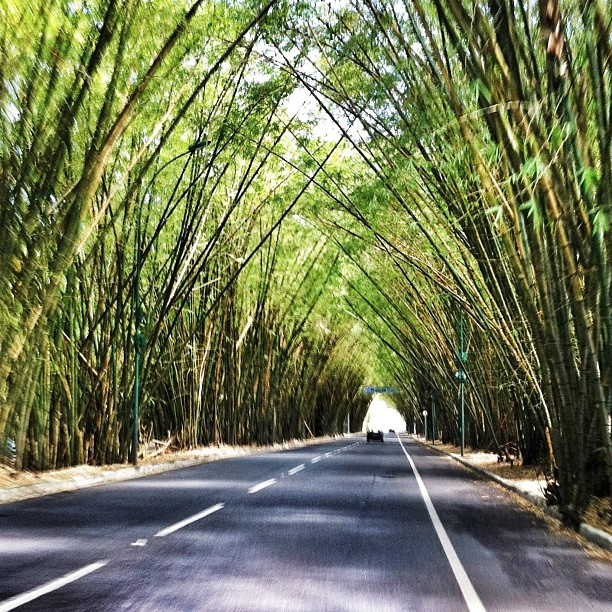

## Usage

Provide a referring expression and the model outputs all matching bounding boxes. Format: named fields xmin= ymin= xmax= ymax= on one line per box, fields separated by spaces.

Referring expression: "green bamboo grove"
xmin=0 ymin=0 xmax=610 ymax=528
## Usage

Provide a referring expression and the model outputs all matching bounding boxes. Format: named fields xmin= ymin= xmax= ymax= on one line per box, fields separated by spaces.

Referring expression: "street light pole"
xmin=454 ymin=309 xmax=467 ymax=456
xmin=459 ymin=309 xmax=465 ymax=457
xmin=431 ymin=392 xmax=436 ymax=446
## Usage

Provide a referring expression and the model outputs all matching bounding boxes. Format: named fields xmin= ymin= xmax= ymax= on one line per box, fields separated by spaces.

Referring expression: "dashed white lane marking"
xmin=154 ymin=503 xmax=225 ymax=537
xmin=248 ymin=478 xmax=277 ymax=494
xmin=0 ymin=442 xmax=361 ymax=610
xmin=398 ymin=438 xmax=486 ymax=612
xmin=131 ymin=539 xmax=147 ymax=547
xmin=0 ymin=561 xmax=108 ymax=612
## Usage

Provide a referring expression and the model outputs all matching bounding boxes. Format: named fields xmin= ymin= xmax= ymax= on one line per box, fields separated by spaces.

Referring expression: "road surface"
xmin=0 ymin=434 xmax=610 ymax=611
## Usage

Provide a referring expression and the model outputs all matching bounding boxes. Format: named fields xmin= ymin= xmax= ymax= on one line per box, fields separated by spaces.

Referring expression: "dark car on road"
xmin=366 ymin=430 xmax=384 ymax=442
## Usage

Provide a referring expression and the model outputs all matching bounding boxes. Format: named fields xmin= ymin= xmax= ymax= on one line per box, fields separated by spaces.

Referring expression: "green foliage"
xmin=3 ymin=1 xmax=611 ymax=531
xmin=592 ymin=209 xmax=609 ymax=236
xmin=519 ymin=199 xmax=543 ymax=230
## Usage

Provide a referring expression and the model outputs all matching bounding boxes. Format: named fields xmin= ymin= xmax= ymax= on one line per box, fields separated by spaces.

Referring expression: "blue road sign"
xmin=363 ymin=386 xmax=398 ymax=394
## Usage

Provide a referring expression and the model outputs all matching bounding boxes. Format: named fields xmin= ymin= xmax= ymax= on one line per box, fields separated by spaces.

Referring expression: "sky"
xmin=362 ymin=394 xmax=406 ymax=432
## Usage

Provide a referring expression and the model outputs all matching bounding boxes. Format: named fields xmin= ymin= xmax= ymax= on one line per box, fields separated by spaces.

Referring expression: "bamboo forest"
xmin=0 ymin=0 xmax=610 ymax=529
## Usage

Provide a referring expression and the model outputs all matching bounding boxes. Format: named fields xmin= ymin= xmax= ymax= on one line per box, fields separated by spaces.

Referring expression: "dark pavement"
xmin=0 ymin=435 xmax=610 ymax=611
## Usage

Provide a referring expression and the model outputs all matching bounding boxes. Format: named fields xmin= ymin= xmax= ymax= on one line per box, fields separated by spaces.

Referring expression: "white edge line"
xmin=155 ymin=503 xmax=225 ymax=537
xmin=398 ymin=438 xmax=486 ymax=612
xmin=0 ymin=561 xmax=107 ymax=612
xmin=288 ymin=464 xmax=305 ymax=475
xmin=248 ymin=478 xmax=277 ymax=494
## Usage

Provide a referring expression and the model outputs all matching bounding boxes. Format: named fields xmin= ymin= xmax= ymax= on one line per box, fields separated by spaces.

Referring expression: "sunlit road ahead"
xmin=0 ymin=435 xmax=610 ymax=611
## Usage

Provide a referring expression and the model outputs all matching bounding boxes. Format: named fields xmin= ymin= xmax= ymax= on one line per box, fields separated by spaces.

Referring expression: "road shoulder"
xmin=411 ymin=435 xmax=612 ymax=555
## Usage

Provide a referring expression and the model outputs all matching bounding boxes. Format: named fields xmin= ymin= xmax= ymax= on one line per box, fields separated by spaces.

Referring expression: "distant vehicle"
xmin=388 ymin=429 xmax=395 ymax=433
xmin=366 ymin=430 xmax=384 ymax=442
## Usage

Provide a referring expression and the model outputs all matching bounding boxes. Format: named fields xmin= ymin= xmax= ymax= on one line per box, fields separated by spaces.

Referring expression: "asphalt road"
xmin=0 ymin=435 xmax=610 ymax=611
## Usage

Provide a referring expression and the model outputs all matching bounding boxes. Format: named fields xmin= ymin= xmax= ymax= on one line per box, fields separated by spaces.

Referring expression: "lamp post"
xmin=422 ymin=409 xmax=428 ymax=441
xmin=430 ymin=391 xmax=436 ymax=446
xmin=460 ymin=372 xmax=465 ymax=456
xmin=453 ymin=309 xmax=467 ymax=457
xmin=132 ymin=139 xmax=209 ymax=465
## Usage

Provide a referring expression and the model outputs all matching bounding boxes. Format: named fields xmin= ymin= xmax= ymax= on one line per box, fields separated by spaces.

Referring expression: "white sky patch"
xmin=283 ymin=86 xmax=343 ymax=141
xmin=362 ymin=394 xmax=406 ymax=432
xmin=327 ymin=0 xmax=351 ymax=9
xmin=291 ymin=213 xmax=310 ymax=227
xmin=3 ymin=101 xmax=20 ymax=123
